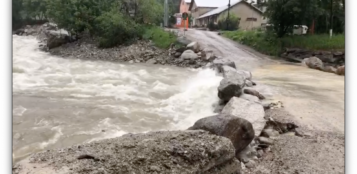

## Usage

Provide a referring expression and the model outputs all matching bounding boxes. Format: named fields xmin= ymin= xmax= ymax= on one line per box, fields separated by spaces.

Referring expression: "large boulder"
xmin=222 ymin=97 xmax=265 ymax=137
xmin=186 ymin=42 xmax=200 ymax=53
xmin=218 ymin=74 xmax=245 ymax=103
xmin=180 ymin=50 xmax=198 ymax=60
xmin=13 ymin=131 xmax=242 ymax=174
xmin=302 ymin=57 xmax=324 ymax=70
xmin=213 ymin=59 xmax=236 ymax=73
xmin=46 ymin=30 xmax=71 ymax=49
xmin=188 ymin=114 xmax=255 ymax=155
xmin=37 ymin=23 xmax=72 ymax=50
xmin=222 ymin=66 xmax=252 ymax=81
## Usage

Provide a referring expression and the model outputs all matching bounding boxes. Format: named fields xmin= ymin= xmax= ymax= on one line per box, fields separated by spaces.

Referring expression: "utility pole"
xmin=226 ymin=0 xmax=231 ymax=30
xmin=329 ymin=0 xmax=333 ymax=38
xmin=164 ymin=0 xmax=168 ymax=27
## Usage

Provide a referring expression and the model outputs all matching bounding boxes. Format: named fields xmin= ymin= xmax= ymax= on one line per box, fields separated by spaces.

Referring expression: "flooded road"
xmin=184 ymin=29 xmax=345 ymax=173
xmin=185 ymin=29 xmax=345 ymax=133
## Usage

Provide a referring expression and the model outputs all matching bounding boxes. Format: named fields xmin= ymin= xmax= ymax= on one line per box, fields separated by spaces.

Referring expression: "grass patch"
xmin=143 ymin=26 xmax=177 ymax=49
xmin=223 ymin=30 xmax=345 ymax=56
xmin=280 ymin=34 xmax=345 ymax=51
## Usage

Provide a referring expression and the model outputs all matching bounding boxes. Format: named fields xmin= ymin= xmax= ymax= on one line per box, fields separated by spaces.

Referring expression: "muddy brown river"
xmin=12 ymin=35 xmax=223 ymax=163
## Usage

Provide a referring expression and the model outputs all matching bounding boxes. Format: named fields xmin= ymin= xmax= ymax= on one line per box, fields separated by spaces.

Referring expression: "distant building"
xmin=196 ymin=0 xmax=264 ymax=30
xmin=188 ymin=0 xmax=228 ymax=27
xmin=176 ymin=0 xmax=191 ymax=28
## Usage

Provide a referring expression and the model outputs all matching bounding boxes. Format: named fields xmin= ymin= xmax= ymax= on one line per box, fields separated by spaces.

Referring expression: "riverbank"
xmin=14 ymin=23 xmax=217 ymax=69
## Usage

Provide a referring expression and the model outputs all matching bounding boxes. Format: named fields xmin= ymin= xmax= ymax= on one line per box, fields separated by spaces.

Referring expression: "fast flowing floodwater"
xmin=12 ymin=35 xmax=223 ymax=162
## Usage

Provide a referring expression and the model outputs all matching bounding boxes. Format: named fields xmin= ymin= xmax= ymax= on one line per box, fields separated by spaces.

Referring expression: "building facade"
xmin=197 ymin=0 xmax=265 ymax=30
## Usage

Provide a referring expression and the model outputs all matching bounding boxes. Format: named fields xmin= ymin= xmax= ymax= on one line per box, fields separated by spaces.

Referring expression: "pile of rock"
xmin=281 ymin=48 xmax=345 ymax=76
xmin=13 ymin=23 xmax=76 ymax=52
xmin=281 ymin=48 xmax=345 ymax=66
xmin=13 ymin=131 xmax=242 ymax=174
xmin=15 ymin=23 xmax=218 ymax=69
xmin=168 ymin=38 xmax=217 ymax=68
xmin=302 ymin=56 xmax=345 ymax=76
xmin=197 ymin=59 xmax=300 ymax=171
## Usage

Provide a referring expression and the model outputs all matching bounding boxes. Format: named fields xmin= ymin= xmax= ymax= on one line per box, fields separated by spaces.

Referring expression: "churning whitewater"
xmin=12 ymin=35 xmax=223 ymax=162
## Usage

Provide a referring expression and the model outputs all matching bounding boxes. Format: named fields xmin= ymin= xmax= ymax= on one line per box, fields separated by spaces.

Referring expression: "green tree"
xmin=135 ymin=0 xmax=164 ymax=24
xmin=22 ymin=0 xmax=48 ymax=20
xmin=46 ymin=0 xmax=116 ymax=35
xmin=263 ymin=0 xmax=345 ymax=36
xmin=94 ymin=8 xmax=143 ymax=47
xmin=13 ymin=0 xmax=24 ymax=29
xmin=265 ymin=0 xmax=320 ymax=37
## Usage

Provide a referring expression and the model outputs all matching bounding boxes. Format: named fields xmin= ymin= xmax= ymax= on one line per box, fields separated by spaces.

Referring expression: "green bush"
xmin=15 ymin=0 xmax=175 ymax=49
xmin=142 ymin=26 xmax=176 ymax=49
xmin=218 ymin=14 xmax=240 ymax=31
xmin=208 ymin=21 xmax=219 ymax=31
xmin=95 ymin=10 xmax=144 ymax=48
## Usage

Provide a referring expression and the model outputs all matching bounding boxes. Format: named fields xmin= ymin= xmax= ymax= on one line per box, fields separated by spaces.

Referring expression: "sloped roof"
xmin=198 ymin=0 xmax=263 ymax=19
xmin=191 ymin=0 xmax=229 ymax=8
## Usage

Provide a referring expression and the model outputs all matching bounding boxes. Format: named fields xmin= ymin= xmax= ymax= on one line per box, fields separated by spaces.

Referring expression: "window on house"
xmin=246 ymin=18 xmax=257 ymax=21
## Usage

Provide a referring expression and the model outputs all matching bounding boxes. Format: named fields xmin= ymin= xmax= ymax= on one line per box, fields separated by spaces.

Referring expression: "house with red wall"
xmin=175 ymin=0 xmax=191 ymax=28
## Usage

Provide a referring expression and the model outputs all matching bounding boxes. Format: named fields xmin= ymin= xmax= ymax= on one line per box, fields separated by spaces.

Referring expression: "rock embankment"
xmin=13 ymin=130 xmax=242 ymax=174
xmin=14 ymin=23 xmax=217 ymax=69
xmin=302 ymin=57 xmax=345 ymax=76
xmin=281 ymin=48 xmax=345 ymax=76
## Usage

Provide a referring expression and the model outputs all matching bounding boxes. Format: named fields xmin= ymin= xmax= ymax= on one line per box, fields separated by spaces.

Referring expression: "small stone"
xmin=244 ymin=88 xmax=265 ymax=100
xmin=263 ymin=147 xmax=271 ymax=152
xmin=336 ymin=65 xmax=345 ymax=76
xmin=257 ymin=137 xmax=274 ymax=145
xmin=323 ymin=66 xmax=337 ymax=73
xmin=146 ymin=59 xmax=156 ymax=64
xmin=261 ymin=129 xmax=280 ymax=138
xmin=129 ymin=60 xmax=134 ymax=64
xmin=14 ymin=133 xmax=21 ymax=140
xmin=245 ymin=160 xmax=256 ymax=169
xmin=283 ymin=132 xmax=296 ymax=136
xmin=257 ymin=150 xmax=264 ymax=158
xmin=245 ymin=80 xmax=256 ymax=87
xmin=149 ymin=165 xmax=161 ymax=172
xmin=174 ymin=52 xmax=181 ymax=58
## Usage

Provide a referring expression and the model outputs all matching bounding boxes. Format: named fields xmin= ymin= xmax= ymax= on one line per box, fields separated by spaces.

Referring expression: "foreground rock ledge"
xmin=13 ymin=130 xmax=242 ymax=174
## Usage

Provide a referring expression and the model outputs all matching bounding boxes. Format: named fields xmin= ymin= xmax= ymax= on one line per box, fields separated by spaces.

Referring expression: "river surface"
xmin=12 ymin=35 xmax=222 ymax=162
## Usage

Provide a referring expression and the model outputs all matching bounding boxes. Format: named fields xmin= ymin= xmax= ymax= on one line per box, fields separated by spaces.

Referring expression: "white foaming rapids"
xmin=13 ymin=35 xmax=222 ymax=161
